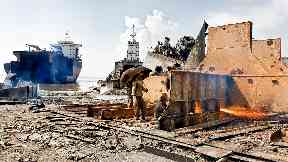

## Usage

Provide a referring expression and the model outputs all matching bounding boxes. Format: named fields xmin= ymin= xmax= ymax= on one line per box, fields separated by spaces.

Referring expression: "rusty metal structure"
xmin=162 ymin=71 xmax=231 ymax=130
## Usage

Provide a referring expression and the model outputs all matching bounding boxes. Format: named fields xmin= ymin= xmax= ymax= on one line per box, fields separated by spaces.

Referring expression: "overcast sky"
xmin=0 ymin=0 xmax=287 ymax=81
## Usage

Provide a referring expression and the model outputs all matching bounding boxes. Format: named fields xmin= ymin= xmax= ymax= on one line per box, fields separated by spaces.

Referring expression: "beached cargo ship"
xmin=4 ymin=36 xmax=82 ymax=87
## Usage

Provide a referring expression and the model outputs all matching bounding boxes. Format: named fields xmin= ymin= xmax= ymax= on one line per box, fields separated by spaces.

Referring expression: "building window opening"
xmin=272 ymin=79 xmax=279 ymax=86
xmin=248 ymin=79 xmax=253 ymax=84
xmin=208 ymin=66 xmax=215 ymax=72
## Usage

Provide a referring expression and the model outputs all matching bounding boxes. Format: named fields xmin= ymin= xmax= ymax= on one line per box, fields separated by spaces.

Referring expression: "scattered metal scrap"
xmin=61 ymin=102 xmax=154 ymax=120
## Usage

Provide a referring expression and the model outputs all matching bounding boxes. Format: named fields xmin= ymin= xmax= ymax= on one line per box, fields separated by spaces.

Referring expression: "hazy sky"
xmin=0 ymin=0 xmax=287 ymax=81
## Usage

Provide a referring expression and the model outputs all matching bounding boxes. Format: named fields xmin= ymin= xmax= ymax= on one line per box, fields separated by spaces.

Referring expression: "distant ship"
xmin=4 ymin=34 xmax=82 ymax=87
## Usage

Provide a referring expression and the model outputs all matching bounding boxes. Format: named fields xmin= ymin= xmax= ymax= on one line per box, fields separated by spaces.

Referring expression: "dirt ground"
xmin=0 ymin=104 xmax=177 ymax=162
xmin=2 ymin=101 xmax=285 ymax=161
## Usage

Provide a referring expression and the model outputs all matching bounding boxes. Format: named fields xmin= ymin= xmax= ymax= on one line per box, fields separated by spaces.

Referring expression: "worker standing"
xmin=132 ymin=74 xmax=148 ymax=120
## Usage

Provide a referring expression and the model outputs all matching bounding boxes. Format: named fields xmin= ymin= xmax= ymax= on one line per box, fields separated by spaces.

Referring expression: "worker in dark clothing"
xmin=132 ymin=74 xmax=148 ymax=120
xmin=154 ymin=93 xmax=168 ymax=129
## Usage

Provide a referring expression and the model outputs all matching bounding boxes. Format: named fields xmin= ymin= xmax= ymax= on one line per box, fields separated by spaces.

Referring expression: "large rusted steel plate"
xmin=169 ymin=71 xmax=232 ymax=113
xmin=170 ymin=71 xmax=230 ymax=101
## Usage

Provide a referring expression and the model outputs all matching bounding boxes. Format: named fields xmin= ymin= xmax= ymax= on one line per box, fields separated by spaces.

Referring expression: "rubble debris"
xmin=28 ymin=97 xmax=45 ymax=113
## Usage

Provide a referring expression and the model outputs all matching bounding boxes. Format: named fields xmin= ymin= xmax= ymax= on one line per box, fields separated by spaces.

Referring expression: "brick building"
xmin=199 ymin=21 xmax=288 ymax=112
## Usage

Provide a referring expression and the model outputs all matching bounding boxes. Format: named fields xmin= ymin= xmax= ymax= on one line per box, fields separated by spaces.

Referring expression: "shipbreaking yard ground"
xmin=1 ymin=101 xmax=288 ymax=162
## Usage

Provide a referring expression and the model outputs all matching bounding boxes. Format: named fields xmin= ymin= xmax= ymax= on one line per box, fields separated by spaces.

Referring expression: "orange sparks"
xmin=220 ymin=107 xmax=267 ymax=119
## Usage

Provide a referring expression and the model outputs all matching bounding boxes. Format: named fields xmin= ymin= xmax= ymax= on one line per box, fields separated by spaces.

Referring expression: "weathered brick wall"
xmin=201 ymin=21 xmax=288 ymax=112
xmin=143 ymin=75 xmax=168 ymax=104
xmin=252 ymin=39 xmax=281 ymax=62
xmin=252 ymin=39 xmax=288 ymax=74
xmin=142 ymin=75 xmax=168 ymax=115
xmin=202 ymin=21 xmax=268 ymax=74
xmin=229 ymin=76 xmax=288 ymax=111
xmin=207 ymin=22 xmax=252 ymax=53
xmin=203 ymin=22 xmax=287 ymax=75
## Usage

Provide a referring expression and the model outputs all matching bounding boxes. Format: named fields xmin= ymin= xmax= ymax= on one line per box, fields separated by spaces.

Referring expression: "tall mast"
xmin=130 ymin=24 xmax=136 ymax=41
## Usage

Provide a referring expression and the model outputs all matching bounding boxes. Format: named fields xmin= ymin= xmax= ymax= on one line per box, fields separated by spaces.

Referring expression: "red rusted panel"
xmin=169 ymin=71 xmax=230 ymax=113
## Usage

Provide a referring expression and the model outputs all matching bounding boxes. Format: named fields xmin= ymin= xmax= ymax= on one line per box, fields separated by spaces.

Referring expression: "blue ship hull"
xmin=4 ymin=50 xmax=82 ymax=85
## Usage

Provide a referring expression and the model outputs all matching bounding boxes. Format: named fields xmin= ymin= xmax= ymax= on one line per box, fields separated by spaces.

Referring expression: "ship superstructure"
xmin=126 ymin=25 xmax=140 ymax=61
xmin=4 ymin=34 xmax=82 ymax=87
xmin=104 ymin=25 xmax=143 ymax=90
